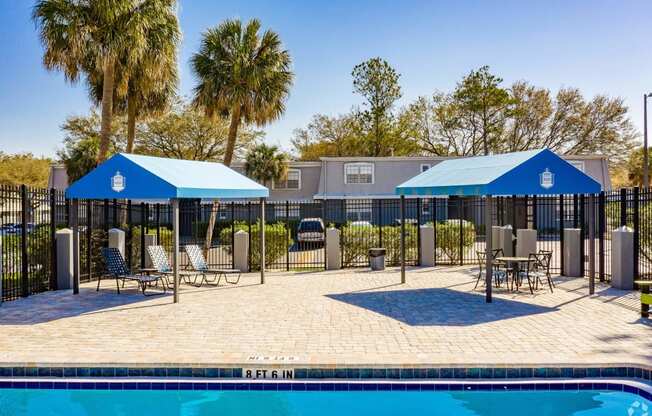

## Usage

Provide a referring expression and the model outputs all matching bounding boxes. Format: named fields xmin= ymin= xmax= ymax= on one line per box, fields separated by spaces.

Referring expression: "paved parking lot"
xmin=0 ymin=266 xmax=649 ymax=368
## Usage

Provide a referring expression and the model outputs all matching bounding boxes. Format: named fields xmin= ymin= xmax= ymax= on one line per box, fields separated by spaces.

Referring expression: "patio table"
xmin=495 ymin=256 xmax=533 ymax=291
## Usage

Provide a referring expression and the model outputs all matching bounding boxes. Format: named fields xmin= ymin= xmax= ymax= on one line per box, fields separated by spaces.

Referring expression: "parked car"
xmin=0 ymin=223 xmax=35 ymax=235
xmin=349 ymin=221 xmax=372 ymax=227
xmin=297 ymin=218 xmax=325 ymax=245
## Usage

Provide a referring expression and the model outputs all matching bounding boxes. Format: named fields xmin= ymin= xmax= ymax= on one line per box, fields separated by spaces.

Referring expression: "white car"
xmin=297 ymin=218 xmax=325 ymax=244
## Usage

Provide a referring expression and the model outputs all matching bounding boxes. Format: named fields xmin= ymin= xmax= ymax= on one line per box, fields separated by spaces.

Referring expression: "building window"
xmin=344 ymin=162 xmax=374 ymax=184
xmin=420 ymin=164 xmax=431 ymax=173
xmin=274 ymin=203 xmax=300 ymax=219
xmin=567 ymin=160 xmax=585 ymax=172
xmin=273 ymin=169 xmax=301 ymax=190
xmin=345 ymin=200 xmax=372 ymax=222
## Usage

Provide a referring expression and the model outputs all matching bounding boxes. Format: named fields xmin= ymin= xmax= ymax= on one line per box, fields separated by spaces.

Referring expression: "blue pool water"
xmin=0 ymin=389 xmax=649 ymax=416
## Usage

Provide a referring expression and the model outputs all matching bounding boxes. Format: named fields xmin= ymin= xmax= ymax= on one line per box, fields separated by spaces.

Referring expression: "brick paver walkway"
xmin=0 ymin=266 xmax=650 ymax=368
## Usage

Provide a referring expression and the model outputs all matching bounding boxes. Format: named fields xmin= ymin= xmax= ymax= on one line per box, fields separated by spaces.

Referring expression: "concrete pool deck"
xmin=0 ymin=266 xmax=649 ymax=369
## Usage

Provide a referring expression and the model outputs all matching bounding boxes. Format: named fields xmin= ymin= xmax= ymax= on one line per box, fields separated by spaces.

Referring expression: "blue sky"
xmin=0 ymin=0 xmax=650 ymax=157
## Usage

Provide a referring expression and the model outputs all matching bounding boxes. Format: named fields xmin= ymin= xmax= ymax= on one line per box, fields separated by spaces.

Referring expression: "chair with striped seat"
xmin=101 ymin=247 xmax=165 ymax=296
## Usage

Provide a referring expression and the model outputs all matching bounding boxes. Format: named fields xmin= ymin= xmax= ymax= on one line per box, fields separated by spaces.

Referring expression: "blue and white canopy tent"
xmin=66 ymin=153 xmax=269 ymax=303
xmin=395 ymin=148 xmax=602 ymax=303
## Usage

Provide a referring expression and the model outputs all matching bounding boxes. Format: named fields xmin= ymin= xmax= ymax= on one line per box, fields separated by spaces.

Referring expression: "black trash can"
xmin=368 ymin=248 xmax=386 ymax=271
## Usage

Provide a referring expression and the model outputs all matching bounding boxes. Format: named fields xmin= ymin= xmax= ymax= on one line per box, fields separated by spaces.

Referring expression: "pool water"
xmin=0 ymin=389 xmax=649 ymax=416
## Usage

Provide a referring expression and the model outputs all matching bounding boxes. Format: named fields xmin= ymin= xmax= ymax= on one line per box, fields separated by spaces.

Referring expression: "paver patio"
xmin=0 ymin=266 xmax=650 ymax=368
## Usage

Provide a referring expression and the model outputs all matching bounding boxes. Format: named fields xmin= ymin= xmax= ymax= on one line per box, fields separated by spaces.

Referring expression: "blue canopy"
xmin=395 ymin=148 xmax=601 ymax=196
xmin=65 ymin=153 xmax=269 ymax=200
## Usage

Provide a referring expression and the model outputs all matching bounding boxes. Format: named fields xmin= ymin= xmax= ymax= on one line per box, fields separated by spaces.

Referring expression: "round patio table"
xmin=495 ymin=256 xmax=534 ymax=292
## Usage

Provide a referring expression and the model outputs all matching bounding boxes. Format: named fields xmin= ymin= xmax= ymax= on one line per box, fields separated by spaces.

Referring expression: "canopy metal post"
xmin=400 ymin=195 xmax=406 ymax=284
xmin=260 ymin=197 xmax=266 ymax=284
xmin=485 ymin=195 xmax=493 ymax=303
xmin=172 ymin=198 xmax=180 ymax=303
xmin=588 ymin=194 xmax=595 ymax=295
xmin=72 ymin=199 xmax=80 ymax=295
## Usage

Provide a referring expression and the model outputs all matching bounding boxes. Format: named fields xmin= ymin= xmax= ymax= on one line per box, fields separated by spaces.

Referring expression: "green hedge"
xmin=431 ymin=219 xmax=476 ymax=263
xmin=219 ymin=221 xmax=292 ymax=269
xmin=339 ymin=223 xmax=418 ymax=267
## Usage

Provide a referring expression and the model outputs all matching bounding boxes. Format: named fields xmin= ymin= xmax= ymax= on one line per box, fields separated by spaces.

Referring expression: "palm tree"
xmin=191 ymin=18 xmax=293 ymax=251
xmin=244 ymin=144 xmax=289 ymax=187
xmin=33 ymin=0 xmax=179 ymax=162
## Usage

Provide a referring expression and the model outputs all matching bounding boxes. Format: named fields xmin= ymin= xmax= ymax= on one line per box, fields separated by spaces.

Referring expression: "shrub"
xmin=219 ymin=221 xmax=292 ymax=269
xmin=339 ymin=222 xmax=418 ymax=267
xmin=432 ymin=219 xmax=476 ymax=263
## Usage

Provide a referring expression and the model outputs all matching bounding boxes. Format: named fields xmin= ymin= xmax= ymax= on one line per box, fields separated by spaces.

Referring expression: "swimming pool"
xmin=0 ymin=382 xmax=650 ymax=416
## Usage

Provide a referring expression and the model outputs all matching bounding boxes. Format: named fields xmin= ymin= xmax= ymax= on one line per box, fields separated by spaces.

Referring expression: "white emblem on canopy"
xmin=539 ymin=168 xmax=554 ymax=189
xmin=111 ymin=171 xmax=125 ymax=192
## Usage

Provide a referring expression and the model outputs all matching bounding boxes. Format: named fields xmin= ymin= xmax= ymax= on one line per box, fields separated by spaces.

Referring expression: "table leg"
xmin=642 ymin=285 xmax=650 ymax=319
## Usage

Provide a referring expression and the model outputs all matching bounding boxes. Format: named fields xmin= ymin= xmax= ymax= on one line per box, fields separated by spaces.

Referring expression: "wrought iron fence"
xmin=3 ymin=185 xmax=652 ymax=302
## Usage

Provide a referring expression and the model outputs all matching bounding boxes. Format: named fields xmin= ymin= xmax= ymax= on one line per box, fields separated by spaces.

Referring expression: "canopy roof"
xmin=66 ymin=153 xmax=269 ymax=200
xmin=395 ymin=148 xmax=601 ymax=196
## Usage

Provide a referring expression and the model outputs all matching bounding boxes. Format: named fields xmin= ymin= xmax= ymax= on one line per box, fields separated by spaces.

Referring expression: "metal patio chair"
xmin=100 ymin=247 xmax=165 ymax=296
xmin=518 ymin=252 xmax=553 ymax=294
xmin=184 ymin=244 xmax=241 ymax=287
xmin=475 ymin=250 xmax=506 ymax=289
xmin=146 ymin=245 xmax=198 ymax=287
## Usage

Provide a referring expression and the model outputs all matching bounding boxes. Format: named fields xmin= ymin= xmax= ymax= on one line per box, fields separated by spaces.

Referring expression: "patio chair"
xmin=518 ymin=252 xmax=553 ymax=294
xmin=184 ymin=244 xmax=241 ymax=287
xmin=146 ymin=245 xmax=198 ymax=287
xmin=100 ymin=247 xmax=165 ymax=296
xmin=474 ymin=250 xmax=506 ymax=289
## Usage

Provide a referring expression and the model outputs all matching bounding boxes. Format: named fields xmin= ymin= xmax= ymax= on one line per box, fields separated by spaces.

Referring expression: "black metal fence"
xmin=2 ymin=185 xmax=652 ymax=302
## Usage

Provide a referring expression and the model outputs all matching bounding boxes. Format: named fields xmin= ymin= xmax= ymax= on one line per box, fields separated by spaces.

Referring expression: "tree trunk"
xmin=98 ymin=58 xmax=115 ymax=163
xmin=126 ymin=97 xmax=137 ymax=153
xmin=203 ymin=106 xmax=241 ymax=254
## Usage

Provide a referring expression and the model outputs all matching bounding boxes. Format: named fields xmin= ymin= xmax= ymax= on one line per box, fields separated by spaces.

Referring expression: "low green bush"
xmin=431 ymin=219 xmax=476 ymax=263
xmin=339 ymin=222 xmax=418 ymax=267
xmin=219 ymin=221 xmax=293 ymax=269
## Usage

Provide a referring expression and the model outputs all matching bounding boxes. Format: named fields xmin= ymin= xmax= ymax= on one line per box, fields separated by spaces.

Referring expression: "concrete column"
xmin=233 ymin=230 xmax=250 ymax=272
xmin=491 ymin=226 xmax=502 ymax=253
xmin=419 ymin=225 xmax=435 ymax=267
xmin=611 ymin=226 xmax=634 ymax=290
xmin=516 ymin=229 xmax=537 ymax=258
xmin=499 ymin=225 xmax=514 ymax=256
xmin=55 ymin=228 xmax=74 ymax=290
xmin=143 ymin=234 xmax=157 ymax=268
xmin=563 ymin=228 xmax=582 ymax=277
xmin=108 ymin=228 xmax=125 ymax=258
xmin=326 ymin=228 xmax=341 ymax=270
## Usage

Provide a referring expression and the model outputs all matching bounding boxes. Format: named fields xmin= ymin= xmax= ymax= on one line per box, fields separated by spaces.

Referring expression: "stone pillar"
xmin=108 ymin=228 xmax=125 ymax=257
xmin=419 ymin=225 xmax=435 ymax=267
xmin=326 ymin=228 xmax=341 ymax=270
xmin=233 ymin=230 xmax=250 ymax=272
xmin=55 ymin=228 xmax=74 ymax=290
xmin=611 ymin=226 xmax=634 ymax=290
xmin=491 ymin=226 xmax=502 ymax=253
xmin=143 ymin=234 xmax=157 ymax=268
xmin=516 ymin=229 xmax=537 ymax=258
xmin=563 ymin=228 xmax=581 ymax=277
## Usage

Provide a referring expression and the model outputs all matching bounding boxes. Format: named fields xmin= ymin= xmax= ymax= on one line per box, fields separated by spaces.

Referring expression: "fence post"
xmin=599 ymin=191 xmax=605 ymax=282
xmin=49 ymin=189 xmax=57 ymax=291
xmin=377 ymin=199 xmax=383 ymax=247
xmin=634 ymin=187 xmax=640 ymax=282
xmin=126 ymin=200 xmax=132 ymax=271
xmin=86 ymin=200 xmax=92 ymax=281
xmin=531 ymin=195 xmax=537 ymax=230
xmin=620 ymin=188 xmax=627 ymax=227
xmin=286 ymin=200 xmax=290 ymax=271
xmin=103 ymin=199 xmax=109 ymax=233
xmin=579 ymin=194 xmax=585 ymax=277
xmin=560 ymin=194 xmax=565 ymax=274
xmin=458 ymin=198 xmax=463 ymax=266
xmin=433 ymin=198 xmax=437 ymax=266
xmin=247 ymin=201 xmax=252 ymax=271
xmin=155 ymin=203 xmax=161 ymax=244
xmin=112 ymin=199 xmax=118 ymax=228
xmin=140 ymin=202 xmax=146 ymax=270
xmin=231 ymin=202 xmax=236 ymax=270
xmin=322 ymin=199 xmax=327 ymax=270
xmin=416 ymin=198 xmax=422 ymax=266
xmin=20 ymin=185 xmax=29 ymax=297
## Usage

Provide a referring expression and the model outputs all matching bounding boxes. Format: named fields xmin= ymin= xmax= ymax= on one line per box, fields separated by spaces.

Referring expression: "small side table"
xmin=634 ymin=280 xmax=652 ymax=318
